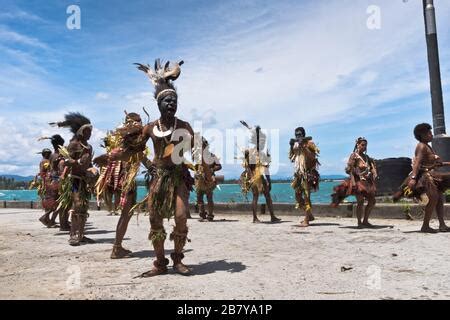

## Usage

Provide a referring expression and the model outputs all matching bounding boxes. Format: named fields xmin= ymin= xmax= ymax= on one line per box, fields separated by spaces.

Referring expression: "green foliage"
xmin=0 ymin=176 xmax=30 ymax=190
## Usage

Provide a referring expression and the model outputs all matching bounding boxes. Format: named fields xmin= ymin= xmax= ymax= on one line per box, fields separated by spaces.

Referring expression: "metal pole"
xmin=423 ymin=0 xmax=446 ymax=135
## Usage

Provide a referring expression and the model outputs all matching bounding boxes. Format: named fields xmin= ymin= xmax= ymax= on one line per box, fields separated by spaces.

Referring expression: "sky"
xmin=1 ymin=0 xmax=450 ymax=178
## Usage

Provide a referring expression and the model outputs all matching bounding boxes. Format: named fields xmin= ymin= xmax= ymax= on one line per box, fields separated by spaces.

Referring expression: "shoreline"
xmin=1 ymin=201 xmax=448 ymax=220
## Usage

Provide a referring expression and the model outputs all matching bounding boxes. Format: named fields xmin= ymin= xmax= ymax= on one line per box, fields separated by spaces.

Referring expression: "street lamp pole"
xmin=423 ymin=0 xmax=450 ymax=168
xmin=423 ymin=0 xmax=446 ymax=135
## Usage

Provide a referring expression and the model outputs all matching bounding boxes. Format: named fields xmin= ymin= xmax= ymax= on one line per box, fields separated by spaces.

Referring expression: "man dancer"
xmin=393 ymin=123 xmax=450 ymax=233
xmin=289 ymin=127 xmax=320 ymax=227
xmin=193 ymin=136 xmax=222 ymax=221
xmin=35 ymin=148 xmax=53 ymax=227
xmin=110 ymin=59 xmax=194 ymax=275
xmin=239 ymin=122 xmax=280 ymax=223
xmin=50 ymin=113 xmax=97 ymax=246
xmin=39 ymin=134 xmax=71 ymax=230
xmin=94 ymin=112 xmax=152 ymax=259
xmin=331 ymin=137 xmax=377 ymax=228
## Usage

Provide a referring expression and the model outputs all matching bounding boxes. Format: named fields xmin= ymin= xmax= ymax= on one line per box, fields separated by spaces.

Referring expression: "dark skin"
xmin=196 ymin=144 xmax=222 ymax=221
xmin=350 ymin=140 xmax=377 ymax=228
xmin=47 ymin=145 xmax=71 ymax=229
xmin=65 ymin=127 xmax=95 ymax=246
xmin=408 ymin=129 xmax=450 ymax=233
xmin=109 ymin=116 xmax=155 ymax=258
xmin=38 ymin=151 xmax=53 ymax=227
xmin=110 ymin=93 xmax=195 ymax=274
xmin=105 ymin=187 xmax=121 ymax=215
xmin=55 ymin=154 xmax=71 ymax=231
xmin=245 ymin=149 xmax=281 ymax=224
xmin=289 ymin=129 xmax=317 ymax=227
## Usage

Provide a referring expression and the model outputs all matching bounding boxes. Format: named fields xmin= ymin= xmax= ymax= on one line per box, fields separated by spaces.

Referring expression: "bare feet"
xmin=139 ymin=267 xmax=168 ymax=277
xmin=111 ymin=245 xmax=133 ymax=259
xmin=173 ymin=263 xmax=192 ymax=276
xmin=68 ymin=237 xmax=80 ymax=246
xmin=420 ymin=226 xmax=438 ymax=234
xmin=361 ymin=222 xmax=375 ymax=229
xmin=299 ymin=220 xmax=310 ymax=227
xmin=271 ymin=216 xmax=281 ymax=223
xmin=253 ymin=217 xmax=261 ymax=223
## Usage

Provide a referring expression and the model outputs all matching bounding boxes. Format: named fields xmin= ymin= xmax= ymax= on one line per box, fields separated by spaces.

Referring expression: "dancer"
xmin=108 ymin=59 xmax=194 ymax=275
xmin=331 ymin=137 xmax=377 ymax=228
xmin=393 ymin=123 xmax=450 ymax=233
xmin=239 ymin=121 xmax=280 ymax=223
xmin=289 ymin=127 xmax=320 ymax=227
xmin=34 ymin=148 xmax=53 ymax=227
xmin=38 ymin=135 xmax=71 ymax=230
xmin=94 ymin=112 xmax=152 ymax=258
xmin=50 ymin=113 xmax=98 ymax=246
xmin=193 ymin=136 xmax=222 ymax=221
xmin=97 ymin=131 xmax=124 ymax=216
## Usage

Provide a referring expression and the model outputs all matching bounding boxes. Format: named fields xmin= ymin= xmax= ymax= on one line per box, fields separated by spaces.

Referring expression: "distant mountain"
xmin=0 ymin=174 xmax=34 ymax=182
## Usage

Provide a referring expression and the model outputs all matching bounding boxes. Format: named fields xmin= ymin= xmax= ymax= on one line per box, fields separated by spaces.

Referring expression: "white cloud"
xmin=95 ymin=92 xmax=110 ymax=100
xmin=0 ymin=96 xmax=14 ymax=106
xmin=0 ymin=25 xmax=48 ymax=49
xmin=0 ymin=115 xmax=106 ymax=176
xmin=0 ymin=10 xmax=45 ymax=22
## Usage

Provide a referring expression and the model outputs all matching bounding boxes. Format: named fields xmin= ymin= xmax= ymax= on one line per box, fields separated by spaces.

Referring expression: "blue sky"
xmin=1 ymin=0 xmax=450 ymax=178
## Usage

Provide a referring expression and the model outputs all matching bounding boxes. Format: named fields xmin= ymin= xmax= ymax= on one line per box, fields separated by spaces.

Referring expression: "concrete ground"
xmin=1 ymin=208 xmax=450 ymax=300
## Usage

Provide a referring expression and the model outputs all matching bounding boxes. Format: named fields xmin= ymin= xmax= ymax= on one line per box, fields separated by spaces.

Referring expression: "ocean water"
xmin=0 ymin=182 xmax=343 ymax=204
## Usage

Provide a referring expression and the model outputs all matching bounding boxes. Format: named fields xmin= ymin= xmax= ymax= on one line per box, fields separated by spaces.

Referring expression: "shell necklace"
xmin=154 ymin=117 xmax=178 ymax=158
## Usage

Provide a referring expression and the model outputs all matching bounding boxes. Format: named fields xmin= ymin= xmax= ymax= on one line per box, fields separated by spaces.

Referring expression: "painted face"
xmin=295 ymin=128 xmax=305 ymax=140
xmin=158 ymin=93 xmax=178 ymax=119
xmin=42 ymin=151 xmax=51 ymax=159
xmin=82 ymin=127 xmax=92 ymax=140
xmin=358 ymin=140 xmax=368 ymax=153
xmin=126 ymin=114 xmax=142 ymax=125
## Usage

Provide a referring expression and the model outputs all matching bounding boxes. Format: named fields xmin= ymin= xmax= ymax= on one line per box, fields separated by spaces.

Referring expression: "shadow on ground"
xmin=308 ymin=223 xmax=341 ymax=227
xmin=339 ymin=225 xmax=394 ymax=230
xmin=189 ymin=260 xmax=246 ymax=275
xmin=90 ymin=237 xmax=130 ymax=244
xmin=197 ymin=219 xmax=240 ymax=223
xmin=260 ymin=220 xmax=293 ymax=224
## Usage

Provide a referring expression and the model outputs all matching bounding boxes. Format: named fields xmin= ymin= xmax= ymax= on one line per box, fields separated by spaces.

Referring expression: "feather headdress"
xmin=240 ymin=120 xmax=267 ymax=150
xmin=49 ymin=112 xmax=92 ymax=137
xmin=38 ymin=134 xmax=65 ymax=150
xmin=134 ymin=59 xmax=184 ymax=103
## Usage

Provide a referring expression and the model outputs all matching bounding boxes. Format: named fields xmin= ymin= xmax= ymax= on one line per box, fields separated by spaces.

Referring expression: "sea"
xmin=0 ymin=181 xmax=347 ymax=204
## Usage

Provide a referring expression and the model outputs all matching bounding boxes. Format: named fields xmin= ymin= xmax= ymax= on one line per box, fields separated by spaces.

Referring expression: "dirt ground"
xmin=1 ymin=208 xmax=450 ymax=300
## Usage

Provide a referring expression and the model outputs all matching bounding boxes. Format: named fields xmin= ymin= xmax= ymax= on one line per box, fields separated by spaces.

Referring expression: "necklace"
xmin=153 ymin=117 xmax=177 ymax=142
xmin=154 ymin=117 xmax=178 ymax=158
